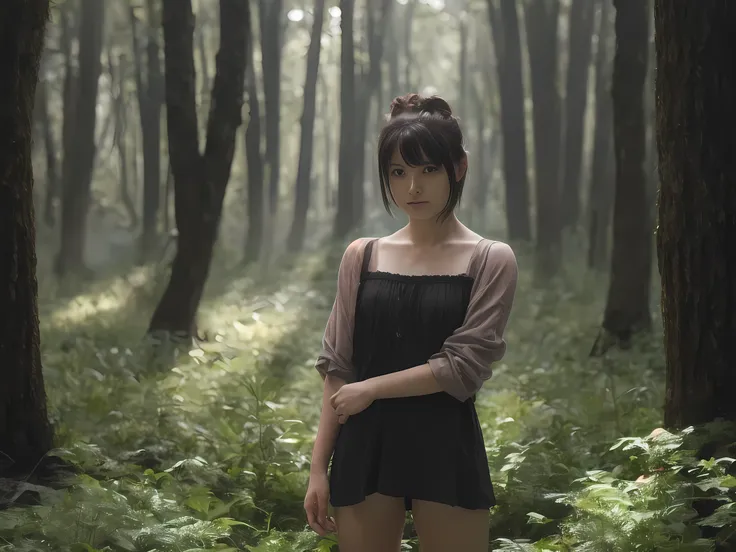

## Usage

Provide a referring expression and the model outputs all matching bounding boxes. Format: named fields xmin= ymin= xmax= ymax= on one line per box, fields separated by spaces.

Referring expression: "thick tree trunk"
xmin=244 ymin=23 xmax=265 ymax=266
xmin=592 ymin=0 xmax=652 ymax=354
xmin=333 ymin=0 xmax=356 ymax=239
xmin=149 ymin=0 xmax=248 ymax=335
xmin=0 ymin=0 xmax=54 ymax=476
xmin=561 ymin=0 xmax=597 ymax=229
xmin=656 ymin=1 xmax=736 ymax=428
xmin=259 ymin=0 xmax=283 ymax=215
xmin=56 ymin=0 xmax=104 ymax=278
xmin=526 ymin=0 xmax=563 ymax=278
xmin=487 ymin=0 xmax=532 ymax=241
xmin=287 ymin=0 xmax=326 ymax=252
xmin=587 ymin=0 xmax=614 ymax=270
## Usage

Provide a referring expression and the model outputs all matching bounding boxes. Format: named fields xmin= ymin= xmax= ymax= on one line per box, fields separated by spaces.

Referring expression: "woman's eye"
xmin=391 ymin=169 xmax=404 ymax=177
xmin=424 ymin=165 xmax=438 ymax=173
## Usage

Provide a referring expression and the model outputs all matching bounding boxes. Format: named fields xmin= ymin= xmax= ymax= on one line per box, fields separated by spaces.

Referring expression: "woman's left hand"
xmin=330 ymin=381 xmax=376 ymax=422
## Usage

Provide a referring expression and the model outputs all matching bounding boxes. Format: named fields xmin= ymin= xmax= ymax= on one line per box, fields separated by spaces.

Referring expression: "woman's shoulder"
xmin=469 ymin=237 xmax=518 ymax=280
xmin=338 ymin=237 xmax=379 ymax=267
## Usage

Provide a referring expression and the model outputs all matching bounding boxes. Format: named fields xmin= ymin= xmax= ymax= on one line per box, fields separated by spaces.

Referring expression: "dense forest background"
xmin=2 ymin=0 xmax=736 ymax=550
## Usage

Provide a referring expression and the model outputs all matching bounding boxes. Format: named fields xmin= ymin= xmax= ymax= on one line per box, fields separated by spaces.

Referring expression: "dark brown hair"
xmin=377 ymin=93 xmax=467 ymax=221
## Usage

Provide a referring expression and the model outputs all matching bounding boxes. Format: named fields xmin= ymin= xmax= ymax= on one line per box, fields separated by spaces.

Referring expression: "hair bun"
xmin=388 ymin=93 xmax=453 ymax=119
xmin=389 ymin=93 xmax=422 ymax=118
xmin=419 ymin=96 xmax=453 ymax=118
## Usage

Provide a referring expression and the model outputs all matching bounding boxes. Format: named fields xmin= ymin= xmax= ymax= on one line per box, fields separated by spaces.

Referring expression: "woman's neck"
xmin=404 ymin=214 xmax=462 ymax=247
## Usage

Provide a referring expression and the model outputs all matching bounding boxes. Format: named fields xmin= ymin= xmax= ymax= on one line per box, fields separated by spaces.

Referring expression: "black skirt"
xmin=328 ymin=242 xmax=496 ymax=511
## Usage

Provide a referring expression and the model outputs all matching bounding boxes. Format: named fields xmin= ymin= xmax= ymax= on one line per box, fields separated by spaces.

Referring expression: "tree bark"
xmin=36 ymin=77 xmax=58 ymax=228
xmin=587 ymin=0 xmax=614 ymax=270
xmin=656 ymin=1 xmax=736 ymax=428
xmin=561 ymin=0 xmax=597 ymax=229
xmin=592 ymin=0 xmax=652 ymax=354
xmin=287 ymin=0 xmax=326 ymax=252
xmin=244 ymin=18 xmax=265 ymax=266
xmin=525 ymin=0 xmax=563 ymax=278
xmin=352 ymin=0 xmax=392 ymax=228
xmin=55 ymin=0 xmax=104 ymax=278
xmin=110 ymin=50 xmax=138 ymax=228
xmin=149 ymin=0 xmax=249 ymax=336
xmin=131 ymin=1 xmax=164 ymax=262
xmin=259 ymin=0 xmax=283 ymax=215
xmin=333 ymin=0 xmax=356 ymax=239
xmin=487 ymin=0 xmax=532 ymax=241
xmin=0 ymin=0 xmax=54 ymax=476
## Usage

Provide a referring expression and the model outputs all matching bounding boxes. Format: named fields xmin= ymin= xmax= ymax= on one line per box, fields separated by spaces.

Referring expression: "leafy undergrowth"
xmin=2 ymin=241 xmax=736 ymax=551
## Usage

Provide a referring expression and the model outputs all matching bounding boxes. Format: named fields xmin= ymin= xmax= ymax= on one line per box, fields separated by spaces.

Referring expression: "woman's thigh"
xmin=333 ymin=492 xmax=406 ymax=552
xmin=412 ymin=499 xmax=490 ymax=552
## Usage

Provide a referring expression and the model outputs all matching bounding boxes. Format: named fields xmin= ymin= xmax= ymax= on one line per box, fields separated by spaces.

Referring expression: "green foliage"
xmin=2 ymin=248 xmax=735 ymax=551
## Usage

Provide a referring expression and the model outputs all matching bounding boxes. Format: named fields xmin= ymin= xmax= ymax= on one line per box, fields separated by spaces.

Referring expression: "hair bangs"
xmin=379 ymin=121 xmax=457 ymax=184
xmin=376 ymin=106 xmax=467 ymax=221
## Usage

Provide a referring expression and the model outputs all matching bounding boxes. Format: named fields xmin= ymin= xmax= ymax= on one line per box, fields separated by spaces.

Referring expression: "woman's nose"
xmin=408 ymin=176 xmax=421 ymax=195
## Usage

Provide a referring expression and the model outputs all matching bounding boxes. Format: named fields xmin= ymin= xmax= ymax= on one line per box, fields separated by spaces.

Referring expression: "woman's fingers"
xmin=305 ymin=500 xmax=328 ymax=536
xmin=317 ymin=494 xmax=331 ymax=532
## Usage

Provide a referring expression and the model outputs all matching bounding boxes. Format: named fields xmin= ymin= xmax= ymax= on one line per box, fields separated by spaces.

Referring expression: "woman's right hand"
xmin=304 ymin=470 xmax=337 ymax=536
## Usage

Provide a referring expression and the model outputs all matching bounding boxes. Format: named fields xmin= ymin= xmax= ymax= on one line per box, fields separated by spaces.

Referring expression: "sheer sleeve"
xmin=427 ymin=240 xmax=518 ymax=402
xmin=314 ymin=238 xmax=371 ymax=382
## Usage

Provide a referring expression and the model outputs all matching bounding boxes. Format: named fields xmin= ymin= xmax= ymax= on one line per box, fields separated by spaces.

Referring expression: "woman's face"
xmin=387 ymin=148 xmax=466 ymax=221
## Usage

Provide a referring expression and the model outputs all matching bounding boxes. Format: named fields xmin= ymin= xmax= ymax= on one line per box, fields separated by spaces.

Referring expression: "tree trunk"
xmin=656 ymin=1 xmax=736 ymax=428
xmin=56 ymin=0 xmax=104 ymax=278
xmin=110 ymin=50 xmax=138 ymax=229
xmin=36 ymin=77 xmax=58 ymax=228
xmin=319 ymin=67 xmax=333 ymax=214
xmin=244 ymin=20 xmax=265 ymax=266
xmin=487 ymin=0 xmax=532 ymax=241
xmin=149 ymin=0 xmax=249 ymax=336
xmin=561 ymin=0 xmax=597 ymax=229
xmin=131 ymin=1 xmax=163 ymax=262
xmin=587 ymin=0 xmax=614 ymax=270
xmin=387 ymin=16 xmax=401 ymax=97
xmin=287 ymin=0 xmax=326 ymax=252
xmin=0 ymin=0 xmax=54 ymax=476
xmin=525 ymin=0 xmax=563 ymax=278
xmin=470 ymin=63 xmax=489 ymax=229
xmin=352 ymin=0 xmax=392 ymax=229
xmin=333 ymin=0 xmax=356 ymax=239
xmin=259 ymin=0 xmax=283 ymax=215
xmin=592 ymin=0 xmax=652 ymax=354
xmin=59 ymin=4 xmax=76 ymax=229
xmin=401 ymin=0 xmax=417 ymax=91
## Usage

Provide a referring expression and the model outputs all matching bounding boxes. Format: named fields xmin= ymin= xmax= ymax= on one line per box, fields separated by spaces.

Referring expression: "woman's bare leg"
xmin=333 ymin=493 xmax=406 ymax=552
xmin=412 ymin=499 xmax=490 ymax=552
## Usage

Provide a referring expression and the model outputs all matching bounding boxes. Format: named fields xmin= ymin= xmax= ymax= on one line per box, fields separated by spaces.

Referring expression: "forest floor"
xmin=2 ymin=229 xmax=735 ymax=552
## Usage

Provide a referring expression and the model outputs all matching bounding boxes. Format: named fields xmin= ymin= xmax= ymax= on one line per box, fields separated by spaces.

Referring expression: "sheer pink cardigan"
xmin=314 ymin=237 xmax=518 ymax=402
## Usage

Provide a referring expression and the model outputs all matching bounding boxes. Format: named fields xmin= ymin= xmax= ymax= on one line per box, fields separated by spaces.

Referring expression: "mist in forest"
xmin=5 ymin=0 xmax=736 ymax=550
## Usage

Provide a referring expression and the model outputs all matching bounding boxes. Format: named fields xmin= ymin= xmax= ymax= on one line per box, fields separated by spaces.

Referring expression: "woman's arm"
xmin=310 ymin=374 xmax=346 ymax=475
xmin=363 ymin=363 xmax=442 ymax=399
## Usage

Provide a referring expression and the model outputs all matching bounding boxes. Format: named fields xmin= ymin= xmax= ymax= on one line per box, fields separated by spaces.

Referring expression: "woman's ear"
xmin=456 ymin=154 xmax=468 ymax=181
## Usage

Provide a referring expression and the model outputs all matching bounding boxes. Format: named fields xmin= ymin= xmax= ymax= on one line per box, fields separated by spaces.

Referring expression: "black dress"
xmin=329 ymin=239 xmax=496 ymax=511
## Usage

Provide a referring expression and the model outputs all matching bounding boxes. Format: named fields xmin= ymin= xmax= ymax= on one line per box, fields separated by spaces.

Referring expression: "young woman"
xmin=304 ymin=93 xmax=518 ymax=552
